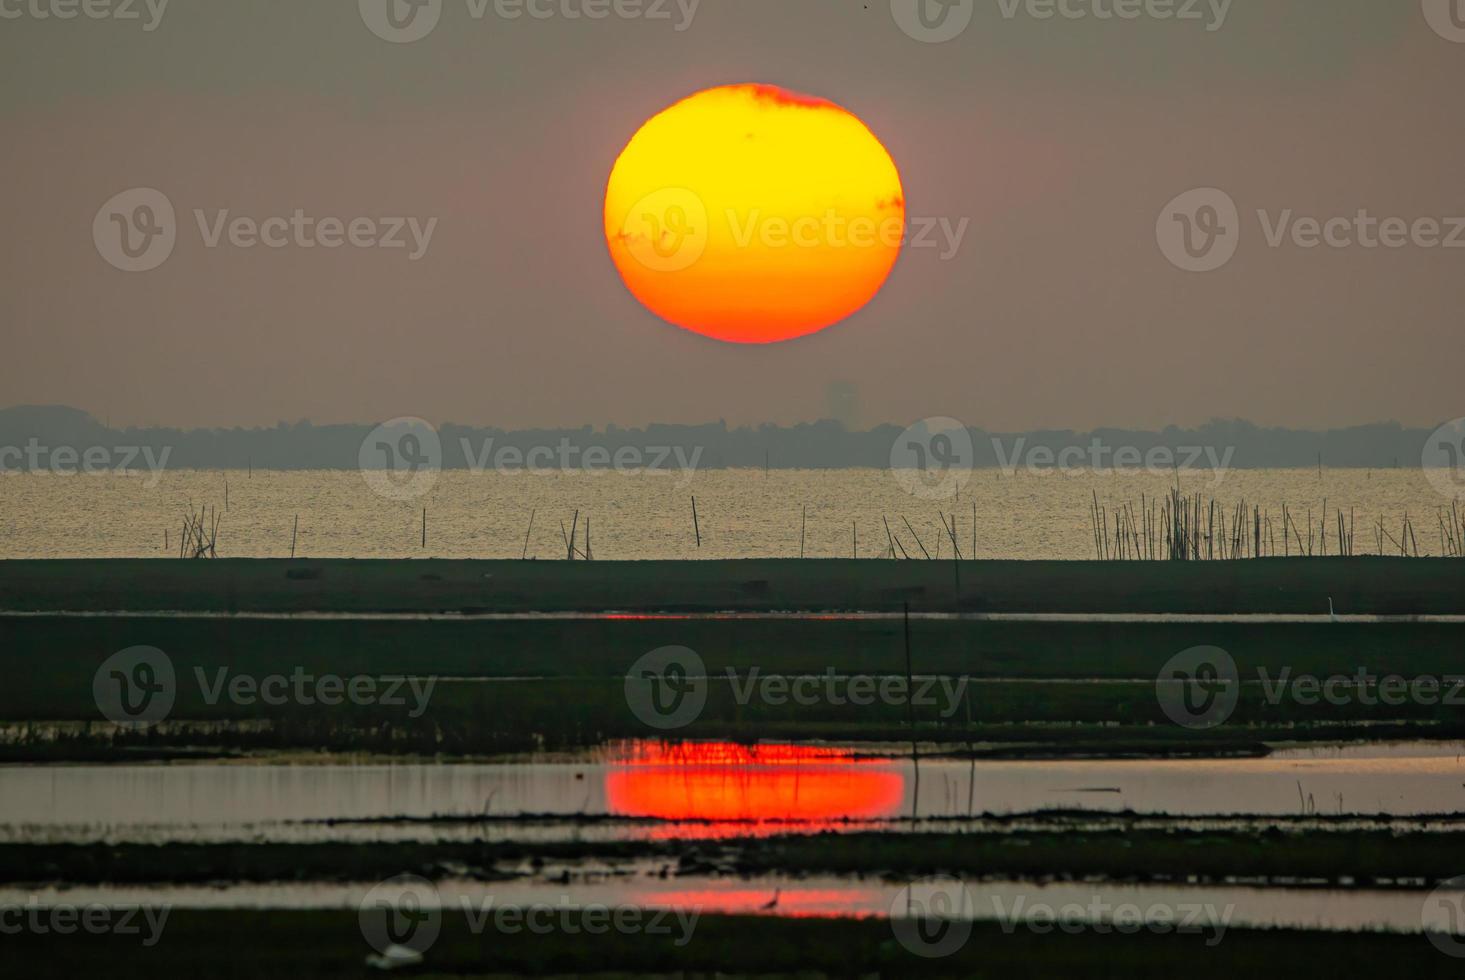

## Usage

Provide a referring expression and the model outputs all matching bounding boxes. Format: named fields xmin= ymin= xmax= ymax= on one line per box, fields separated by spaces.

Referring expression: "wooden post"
xmin=800 ymin=505 xmax=806 ymax=558
xmin=901 ymin=516 xmax=931 ymax=560
xmin=290 ymin=515 xmax=298 ymax=559
xmin=691 ymin=497 xmax=701 ymax=548
xmin=422 ymin=507 xmax=427 ymax=549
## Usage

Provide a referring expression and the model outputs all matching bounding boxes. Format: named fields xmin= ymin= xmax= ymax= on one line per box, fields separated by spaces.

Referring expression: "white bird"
xmin=366 ymin=945 xmax=425 ymax=971
xmin=1328 ymin=597 xmax=1339 ymax=623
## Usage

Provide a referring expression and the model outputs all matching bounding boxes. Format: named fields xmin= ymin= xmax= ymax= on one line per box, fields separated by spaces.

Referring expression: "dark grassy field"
xmin=5 ymin=609 xmax=1464 ymax=757
xmin=5 ymin=556 xmax=1462 ymax=755
xmin=6 ymin=673 xmax=1465 ymax=761
xmin=3 ymin=556 xmax=1464 ymax=614
xmin=5 ymin=909 xmax=1457 ymax=978
xmin=6 ymin=613 xmax=1462 ymax=683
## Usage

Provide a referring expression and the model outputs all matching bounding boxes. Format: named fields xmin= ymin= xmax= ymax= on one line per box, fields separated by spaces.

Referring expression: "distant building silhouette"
xmin=825 ymin=381 xmax=860 ymax=432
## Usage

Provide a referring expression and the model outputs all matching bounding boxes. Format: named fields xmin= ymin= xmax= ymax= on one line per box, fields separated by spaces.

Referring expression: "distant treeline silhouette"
xmin=0 ymin=405 xmax=1447 ymax=471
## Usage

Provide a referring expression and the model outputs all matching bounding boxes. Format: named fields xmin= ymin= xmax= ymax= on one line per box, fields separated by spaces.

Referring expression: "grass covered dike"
xmin=3 ymin=556 xmax=1464 ymax=615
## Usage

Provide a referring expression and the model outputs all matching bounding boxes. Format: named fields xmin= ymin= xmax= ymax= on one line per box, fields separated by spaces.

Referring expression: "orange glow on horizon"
xmin=604 ymin=84 xmax=905 ymax=344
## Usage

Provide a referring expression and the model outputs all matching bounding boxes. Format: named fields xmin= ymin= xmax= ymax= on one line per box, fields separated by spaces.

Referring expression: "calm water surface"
xmin=0 ymin=877 xmax=1449 ymax=934
xmin=5 ymin=741 xmax=1464 ymax=844
xmin=0 ymin=468 xmax=1451 ymax=559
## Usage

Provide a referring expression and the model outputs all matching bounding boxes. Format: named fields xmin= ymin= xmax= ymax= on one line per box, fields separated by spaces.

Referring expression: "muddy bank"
xmin=7 ymin=826 xmax=1465 ymax=889
xmin=3 ymin=907 xmax=1459 ymax=978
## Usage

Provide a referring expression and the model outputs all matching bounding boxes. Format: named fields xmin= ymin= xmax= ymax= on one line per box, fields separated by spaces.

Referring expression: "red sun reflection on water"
xmin=604 ymin=741 xmax=906 ymax=836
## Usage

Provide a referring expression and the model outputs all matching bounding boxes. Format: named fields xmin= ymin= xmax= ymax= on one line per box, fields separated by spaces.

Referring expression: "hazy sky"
xmin=2 ymin=0 xmax=1461 ymax=430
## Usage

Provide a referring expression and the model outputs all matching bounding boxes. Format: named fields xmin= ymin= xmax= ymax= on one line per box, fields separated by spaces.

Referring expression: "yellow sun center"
xmin=604 ymin=84 xmax=906 ymax=344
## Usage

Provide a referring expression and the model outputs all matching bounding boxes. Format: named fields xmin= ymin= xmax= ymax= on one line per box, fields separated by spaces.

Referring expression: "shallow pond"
xmin=4 ymin=739 xmax=1465 ymax=844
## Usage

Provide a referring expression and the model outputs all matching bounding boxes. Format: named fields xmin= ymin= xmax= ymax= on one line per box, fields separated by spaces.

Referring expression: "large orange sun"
xmin=604 ymin=84 xmax=905 ymax=344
